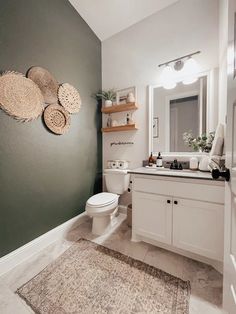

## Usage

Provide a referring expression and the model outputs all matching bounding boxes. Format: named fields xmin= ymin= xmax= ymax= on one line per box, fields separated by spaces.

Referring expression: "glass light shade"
xmin=182 ymin=57 xmax=199 ymax=85
xmin=160 ymin=65 xmax=177 ymax=89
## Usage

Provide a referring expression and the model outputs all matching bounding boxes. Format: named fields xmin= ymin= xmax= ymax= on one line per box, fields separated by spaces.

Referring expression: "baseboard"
xmin=0 ymin=212 xmax=88 ymax=277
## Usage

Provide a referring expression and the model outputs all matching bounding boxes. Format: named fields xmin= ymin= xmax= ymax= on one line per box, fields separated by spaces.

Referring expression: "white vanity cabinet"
xmin=132 ymin=173 xmax=225 ymax=265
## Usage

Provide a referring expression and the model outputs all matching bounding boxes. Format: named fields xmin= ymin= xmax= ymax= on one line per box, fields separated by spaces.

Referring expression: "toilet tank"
xmin=104 ymin=169 xmax=130 ymax=195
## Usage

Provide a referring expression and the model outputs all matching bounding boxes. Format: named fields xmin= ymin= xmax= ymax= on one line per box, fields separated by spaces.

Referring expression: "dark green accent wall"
xmin=0 ymin=0 xmax=102 ymax=257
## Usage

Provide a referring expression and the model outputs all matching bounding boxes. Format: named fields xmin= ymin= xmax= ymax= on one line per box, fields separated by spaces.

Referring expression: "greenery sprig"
xmin=183 ymin=131 xmax=215 ymax=152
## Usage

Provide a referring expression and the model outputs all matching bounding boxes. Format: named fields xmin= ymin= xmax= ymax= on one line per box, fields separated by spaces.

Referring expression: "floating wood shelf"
xmin=102 ymin=124 xmax=138 ymax=133
xmin=101 ymin=102 xmax=138 ymax=114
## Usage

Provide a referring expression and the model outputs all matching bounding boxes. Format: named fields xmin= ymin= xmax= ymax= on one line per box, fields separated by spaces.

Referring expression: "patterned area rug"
xmin=17 ymin=239 xmax=190 ymax=314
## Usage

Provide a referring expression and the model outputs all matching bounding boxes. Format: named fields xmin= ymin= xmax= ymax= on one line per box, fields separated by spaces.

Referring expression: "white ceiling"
xmin=69 ymin=0 xmax=179 ymax=41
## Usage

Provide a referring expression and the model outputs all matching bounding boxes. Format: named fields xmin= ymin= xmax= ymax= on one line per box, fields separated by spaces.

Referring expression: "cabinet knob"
xmin=167 ymin=200 xmax=171 ymax=204
xmin=174 ymin=200 xmax=178 ymax=205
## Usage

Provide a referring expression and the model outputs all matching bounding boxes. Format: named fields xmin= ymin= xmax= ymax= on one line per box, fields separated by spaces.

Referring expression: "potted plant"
xmin=95 ymin=89 xmax=116 ymax=107
xmin=183 ymin=131 xmax=215 ymax=152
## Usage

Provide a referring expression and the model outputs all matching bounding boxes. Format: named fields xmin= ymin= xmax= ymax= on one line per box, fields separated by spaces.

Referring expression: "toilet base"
xmin=92 ymin=215 xmax=111 ymax=235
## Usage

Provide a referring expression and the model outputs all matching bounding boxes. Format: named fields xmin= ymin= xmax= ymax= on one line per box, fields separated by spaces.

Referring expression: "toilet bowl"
xmin=85 ymin=168 xmax=130 ymax=235
xmin=86 ymin=192 xmax=119 ymax=235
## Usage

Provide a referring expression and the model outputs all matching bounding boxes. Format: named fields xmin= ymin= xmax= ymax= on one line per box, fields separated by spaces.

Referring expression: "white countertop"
xmin=128 ymin=167 xmax=223 ymax=181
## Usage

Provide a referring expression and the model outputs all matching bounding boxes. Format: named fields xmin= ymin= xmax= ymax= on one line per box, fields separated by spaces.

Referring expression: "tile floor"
xmin=0 ymin=213 xmax=225 ymax=314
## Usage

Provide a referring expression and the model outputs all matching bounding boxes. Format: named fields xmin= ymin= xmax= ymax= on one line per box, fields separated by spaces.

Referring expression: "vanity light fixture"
xmin=158 ymin=51 xmax=201 ymax=89
xmin=160 ymin=65 xmax=177 ymax=89
xmin=182 ymin=57 xmax=199 ymax=85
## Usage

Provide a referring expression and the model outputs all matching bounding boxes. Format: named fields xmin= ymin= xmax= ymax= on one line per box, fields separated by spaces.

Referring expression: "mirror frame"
xmin=148 ymin=70 xmax=214 ymax=156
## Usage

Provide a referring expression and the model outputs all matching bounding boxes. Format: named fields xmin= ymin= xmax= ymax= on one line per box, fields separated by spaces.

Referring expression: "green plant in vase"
xmin=183 ymin=131 xmax=215 ymax=153
xmin=94 ymin=89 xmax=116 ymax=107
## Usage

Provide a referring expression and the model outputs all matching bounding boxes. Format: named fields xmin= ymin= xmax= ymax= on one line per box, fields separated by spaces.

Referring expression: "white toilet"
xmin=86 ymin=169 xmax=130 ymax=235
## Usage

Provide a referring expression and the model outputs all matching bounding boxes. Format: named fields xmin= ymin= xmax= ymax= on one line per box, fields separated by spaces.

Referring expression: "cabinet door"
xmin=133 ymin=191 xmax=172 ymax=244
xmin=173 ymin=198 xmax=224 ymax=261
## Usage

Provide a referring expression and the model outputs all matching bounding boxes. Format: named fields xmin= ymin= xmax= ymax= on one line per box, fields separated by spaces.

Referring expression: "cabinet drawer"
xmin=133 ymin=176 xmax=224 ymax=204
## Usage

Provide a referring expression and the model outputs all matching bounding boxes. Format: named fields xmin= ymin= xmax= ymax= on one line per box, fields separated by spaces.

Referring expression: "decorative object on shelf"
xmin=43 ymin=104 xmax=70 ymax=135
xmin=127 ymin=92 xmax=135 ymax=103
xmin=116 ymin=86 xmax=136 ymax=105
xmin=183 ymin=131 xmax=215 ymax=152
xmin=0 ymin=71 xmax=44 ymax=122
xmin=126 ymin=113 xmax=130 ymax=125
xmin=58 ymin=83 xmax=81 ymax=114
xmin=107 ymin=114 xmax=112 ymax=127
xmin=95 ymin=89 xmax=116 ymax=107
xmin=153 ymin=117 xmax=159 ymax=138
xmin=111 ymin=119 xmax=118 ymax=127
xmin=27 ymin=66 xmax=59 ymax=104
xmin=128 ymin=112 xmax=134 ymax=125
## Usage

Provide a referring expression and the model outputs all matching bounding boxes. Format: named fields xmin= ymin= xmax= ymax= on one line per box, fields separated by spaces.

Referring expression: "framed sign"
xmin=116 ymin=86 xmax=136 ymax=105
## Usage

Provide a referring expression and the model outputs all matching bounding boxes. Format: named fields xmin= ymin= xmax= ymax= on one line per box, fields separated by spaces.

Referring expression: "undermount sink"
xmin=145 ymin=166 xmax=196 ymax=173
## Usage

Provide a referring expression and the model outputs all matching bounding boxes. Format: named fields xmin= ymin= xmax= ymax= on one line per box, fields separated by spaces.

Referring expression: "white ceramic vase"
xmin=199 ymin=156 xmax=210 ymax=171
xmin=104 ymin=100 xmax=112 ymax=107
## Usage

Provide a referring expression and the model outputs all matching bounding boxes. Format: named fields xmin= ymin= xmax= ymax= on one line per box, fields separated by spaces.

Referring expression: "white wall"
xmin=102 ymin=0 xmax=219 ymax=171
xmin=218 ymin=0 xmax=228 ymax=126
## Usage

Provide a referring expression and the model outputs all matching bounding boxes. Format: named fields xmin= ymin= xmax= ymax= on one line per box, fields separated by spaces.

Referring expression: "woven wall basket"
xmin=43 ymin=104 xmax=70 ymax=135
xmin=58 ymin=83 xmax=81 ymax=114
xmin=0 ymin=71 xmax=44 ymax=122
xmin=27 ymin=66 xmax=59 ymax=104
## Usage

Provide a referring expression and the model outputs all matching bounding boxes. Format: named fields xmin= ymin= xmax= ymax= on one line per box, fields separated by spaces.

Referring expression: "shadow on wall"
xmin=94 ymin=101 xmax=103 ymax=195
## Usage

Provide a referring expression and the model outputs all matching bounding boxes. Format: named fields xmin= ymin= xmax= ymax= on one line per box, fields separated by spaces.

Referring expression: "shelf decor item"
xmin=0 ymin=71 xmax=44 ymax=122
xmin=95 ymin=89 xmax=116 ymax=107
xmin=43 ymin=104 xmax=70 ymax=135
xmin=58 ymin=83 xmax=81 ymax=114
xmin=27 ymin=66 xmax=59 ymax=104
xmin=116 ymin=86 xmax=136 ymax=105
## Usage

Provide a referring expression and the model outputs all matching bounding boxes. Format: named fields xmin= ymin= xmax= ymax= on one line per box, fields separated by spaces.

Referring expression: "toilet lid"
xmin=87 ymin=192 xmax=118 ymax=207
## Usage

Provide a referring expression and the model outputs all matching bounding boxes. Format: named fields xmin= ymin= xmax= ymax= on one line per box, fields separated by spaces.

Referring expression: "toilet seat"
xmin=86 ymin=192 xmax=119 ymax=217
xmin=87 ymin=192 xmax=118 ymax=207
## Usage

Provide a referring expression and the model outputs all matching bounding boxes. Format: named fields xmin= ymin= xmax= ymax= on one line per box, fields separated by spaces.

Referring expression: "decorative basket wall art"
xmin=43 ymin=104 xmax=70 ymax=135
xmin=27 ymin=66 xmax=59 ymax=104
xmin=0 ymin=71 xmax=44 ymax=122
xmin=58 ymin=83 xmax=81 ymax=114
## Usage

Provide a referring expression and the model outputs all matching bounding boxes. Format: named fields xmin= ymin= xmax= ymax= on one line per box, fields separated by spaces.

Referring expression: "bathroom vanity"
xmin=130 ymin=168 xmax=225 ymax=270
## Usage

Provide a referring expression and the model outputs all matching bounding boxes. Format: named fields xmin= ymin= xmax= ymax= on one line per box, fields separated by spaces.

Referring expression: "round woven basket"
xmin=58 ymin=83 xmax=81 ymax=114
xmin=0 ymin=71 xmax=44 ymax=122
xmin=27 ymin=66 xmax=59 ymax=104
xmin=43 ymin=104 xmax=70 ymax=135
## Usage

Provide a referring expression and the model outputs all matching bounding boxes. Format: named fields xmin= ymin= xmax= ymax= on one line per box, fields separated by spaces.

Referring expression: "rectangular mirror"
xmin=149 ymin=74 xmax=209 ymax=154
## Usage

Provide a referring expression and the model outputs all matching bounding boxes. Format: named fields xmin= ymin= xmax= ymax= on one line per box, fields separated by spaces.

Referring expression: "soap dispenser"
xmin=156 ymin=152 xmax=163 ymax=167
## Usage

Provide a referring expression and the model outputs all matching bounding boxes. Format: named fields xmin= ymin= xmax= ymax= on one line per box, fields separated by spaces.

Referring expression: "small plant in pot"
xmin=95 ymin=89 xmax=116 ymax=107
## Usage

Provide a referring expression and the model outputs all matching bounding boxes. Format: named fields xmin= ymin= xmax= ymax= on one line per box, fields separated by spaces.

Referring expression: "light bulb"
xmin=160 ymin=65 xmax=176 ymax=89
xmin=182 ymin=57 xmax=199 ymax=85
